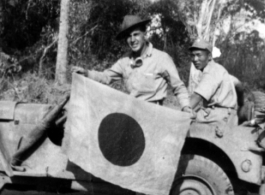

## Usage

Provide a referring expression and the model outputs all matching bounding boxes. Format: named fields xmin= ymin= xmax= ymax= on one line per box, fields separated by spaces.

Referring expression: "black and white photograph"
xmin=0 ymin=0 xmax=264 ymax=194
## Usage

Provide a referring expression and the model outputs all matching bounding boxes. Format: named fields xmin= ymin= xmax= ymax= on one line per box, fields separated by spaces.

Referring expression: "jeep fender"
xmin=187 ymin=123 xmax=263 ymax=185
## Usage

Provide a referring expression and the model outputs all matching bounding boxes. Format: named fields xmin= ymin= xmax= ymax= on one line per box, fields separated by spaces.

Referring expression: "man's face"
xmin=126 ymin=27 xmax=146 ymax=54
xmin=191 ymin=49 xmax=211 ymax=71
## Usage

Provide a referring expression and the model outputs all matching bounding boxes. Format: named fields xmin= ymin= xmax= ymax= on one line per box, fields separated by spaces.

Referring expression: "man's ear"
xmin=208 ymin=52 xmax=213 ymax=61
xmin=144 ymin=31 xmax=149 ymax=41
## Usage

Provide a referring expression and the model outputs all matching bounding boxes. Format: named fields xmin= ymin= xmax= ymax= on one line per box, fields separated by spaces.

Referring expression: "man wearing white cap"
xmin=72 ymin=15 xmax=191 ymax=112
xmin=189 ymin=39 xmax=238 ymax=127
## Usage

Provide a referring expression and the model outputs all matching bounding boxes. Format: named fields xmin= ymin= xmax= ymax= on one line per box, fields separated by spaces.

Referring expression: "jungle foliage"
xmin=0 ymin=0 xmax=264 ymax=103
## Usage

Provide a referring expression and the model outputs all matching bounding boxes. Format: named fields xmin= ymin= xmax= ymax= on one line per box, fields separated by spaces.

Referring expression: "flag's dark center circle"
xmin=98 ymin=113 xmax=145 ymax=166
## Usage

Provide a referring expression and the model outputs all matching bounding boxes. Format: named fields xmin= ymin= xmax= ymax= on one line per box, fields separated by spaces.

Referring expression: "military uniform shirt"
xmin=87 ymin=43 xmax=190 ymax=109
xmin=194 ymin=60 xmax=237 ymax=109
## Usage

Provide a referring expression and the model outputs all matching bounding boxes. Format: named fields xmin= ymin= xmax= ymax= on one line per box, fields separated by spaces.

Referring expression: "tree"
xmin=55 ymin=0 xmax=70 ymax=84
xmin=1 ymin=0 xmax=59 ymax=51
xmin=174 ymin=0 xmax=231 ymax=43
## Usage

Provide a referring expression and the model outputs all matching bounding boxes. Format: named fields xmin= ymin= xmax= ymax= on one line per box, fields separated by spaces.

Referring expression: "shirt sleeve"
xmin=87 ymin=59 xmax=123 ymax=85
xmin=162 ymin=54 xmax=190 ymax=109
xmin=194 ymin=70 xmax=221 ymax=101
xmin=229 ymin=74 xmax=240 ymax=86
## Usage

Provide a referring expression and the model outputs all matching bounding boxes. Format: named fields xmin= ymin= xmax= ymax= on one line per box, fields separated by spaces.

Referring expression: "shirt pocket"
xmin=131 ymin=72 xmax=157 ymax=94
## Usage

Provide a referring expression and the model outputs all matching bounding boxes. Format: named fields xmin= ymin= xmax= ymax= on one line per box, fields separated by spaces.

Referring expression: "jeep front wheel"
xmin=170 ymin=155 xmax=234 ymax=195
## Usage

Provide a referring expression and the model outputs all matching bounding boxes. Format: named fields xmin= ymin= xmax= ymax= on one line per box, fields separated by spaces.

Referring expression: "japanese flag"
xmin=63 ymin=74 xmax=191 ymax=195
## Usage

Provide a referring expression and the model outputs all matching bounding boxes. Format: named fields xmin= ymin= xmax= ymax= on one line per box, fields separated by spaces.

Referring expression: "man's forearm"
xmin=173 ymin=85 xmax=191 ymax=110
xmin=87 ymin=70 xmax=112 ymax=84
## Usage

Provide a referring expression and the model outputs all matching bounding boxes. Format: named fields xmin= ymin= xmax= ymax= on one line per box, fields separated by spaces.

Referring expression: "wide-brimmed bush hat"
xmin=116 ymin=15 xmax=151 ymax=40
xmin=189 ymin=39 xmax=212 ymax=53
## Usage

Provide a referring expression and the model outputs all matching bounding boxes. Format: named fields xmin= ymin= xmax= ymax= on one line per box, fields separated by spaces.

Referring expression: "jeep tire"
xmin=170 ymin=155 xmax=234 ymax=195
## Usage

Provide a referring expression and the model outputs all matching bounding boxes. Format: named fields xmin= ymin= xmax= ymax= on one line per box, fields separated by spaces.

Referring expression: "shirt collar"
xmin=144 ymin=42 xmax=153 ymax=58
xmin=202 ymin=60 xmax=214 ymax=73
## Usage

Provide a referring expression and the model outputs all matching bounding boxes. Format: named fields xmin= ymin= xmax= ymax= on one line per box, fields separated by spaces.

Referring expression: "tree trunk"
xmin=196 ymin=0 xmax=208 ymax=38
xmin=55 ymin=0 xmax=70 ymax=84
xmin=204 ymin=0 xmax=217 ymax=41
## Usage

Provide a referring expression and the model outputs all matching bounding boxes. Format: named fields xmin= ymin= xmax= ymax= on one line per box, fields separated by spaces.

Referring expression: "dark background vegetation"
xmin=0 ymin=0 xmax=264 ymax=104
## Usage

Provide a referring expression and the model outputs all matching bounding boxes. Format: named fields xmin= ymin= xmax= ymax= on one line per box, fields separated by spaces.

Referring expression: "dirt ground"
xmin=0 ymin=182 xmax=134 ymax=195
xmin=0 ymin=190 xmax=260 ymax=195
xmin=1 ymin=189 xmax=88 ymax=195
xmin=0 ymin=187 xmax=259 ymax=195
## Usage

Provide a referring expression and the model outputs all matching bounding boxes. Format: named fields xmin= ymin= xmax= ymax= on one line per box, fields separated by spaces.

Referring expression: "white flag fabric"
xmin=63 ymin=74 xmax=191 ymax=195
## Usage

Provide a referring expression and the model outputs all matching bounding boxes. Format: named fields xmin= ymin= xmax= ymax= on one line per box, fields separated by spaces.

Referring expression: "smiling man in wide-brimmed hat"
xmin=116 ymin=15 xmax=151 ymax=58
xmin=72 ymin=15 xmax=191 ymax=112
